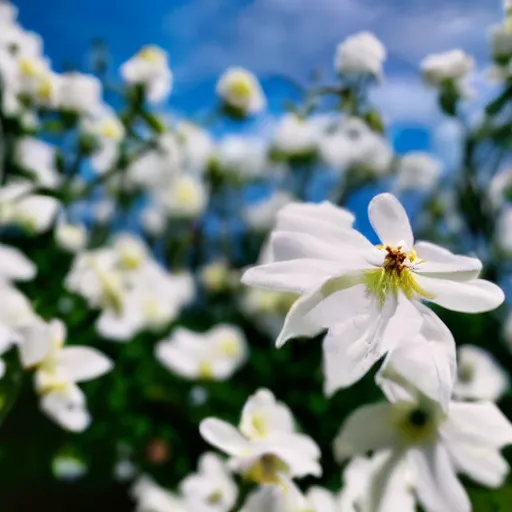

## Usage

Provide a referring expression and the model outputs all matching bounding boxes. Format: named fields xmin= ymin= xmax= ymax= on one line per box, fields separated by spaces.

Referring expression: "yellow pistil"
xmin=244 ymin=454 xmax=288 ymax=484
xmin=230 ymin=77 xmax=253 ymax=99
xmin=138 ymin=46 xmax=162 ymax=64
xmin=364 ymin=244 xmax=432 ymax=306
xmin=199 ymin=361 xmax=214 ymax=379
xmin=251 ymin=413 xmax=269 ymax=438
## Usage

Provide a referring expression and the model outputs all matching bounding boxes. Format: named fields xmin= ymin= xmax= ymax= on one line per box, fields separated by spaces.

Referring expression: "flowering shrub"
xmin=2 ymin=1 xmax=512 ymax=511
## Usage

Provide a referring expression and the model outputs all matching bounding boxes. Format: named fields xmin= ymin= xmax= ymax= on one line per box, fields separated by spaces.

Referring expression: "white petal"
xmin=414 ymin=241 xmax=482 ymax=281
xmin=58 ymin=347 xmax=113 ymax=382
xmin=17 ymin=318 xmax=53 ymax=368
xmin=447 ymin=442 xmax=508 ymax=488
xmin=443 ymin=402 xmax=512 ymax=448
xmin=415 ymin=275 xmax=505 ymax=313
xmin=275 ymin=274 xmax=364 ymax=348
xmin=368 ymin=193 xmax=413 ymax=247
xmin=276 ymin=201 xmax=355 ymax=230
xmin=323 ymin=296 xmax=398 ymax=395
xmin=0 ymin=244 xmax=36 ymax=281
xmin=409 ymin=443 xmax=470 ymax=512
xmin=199 ymin=418 xmax=249 ymax=456
xmin=40 ymin=386 xmax=91 ymax=432
xmin=155 ymin=342 xmax=200 ymax=379
xmin=333 ymin=402 xmax=399 ymax=462
xmin=241 ymin=259 xmax=346 ymax=294
xmin=0 ymin=359 xmax=6 ymax=379
xmin=96 ymin=308 xmax=142 ymax=342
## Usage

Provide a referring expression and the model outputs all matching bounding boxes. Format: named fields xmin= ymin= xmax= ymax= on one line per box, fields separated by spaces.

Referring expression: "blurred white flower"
xmin=126 ymin=132 xmax=181 ymax=190
xmin=179 ymin=452 xmax=238 ymax=511
xmin=496 ymin=206 xmax=512 ymax=254
xmin=272 ymin=113 xmax=320 ymax=157
xmin=214 ymin=136 xmax=269 ymax=180
xmin=491 ymin=23 xmax=512 ymax=62
xmin=131 ymin=475 xmax=188 ymax=512
xmin=336 ymin=358 xmax=512 ymax=512
xmin=155 ymin=174 xmax=208 ymax=219
xmin=140 ymin=205 xmax=166 ymax=236
xmin=55 ymin=220 xmax=88 ymax=253
xmin=93 ymin=197 xmax=116 ymax=224
xmin=81 ymin=106 xmax=125 ymax=173
xmin=243 ymin=191 xmax=295 ymax=232
xmin=14 ymin=137 xmax=60 ymax=188
xmin=21 ymin=318 xmax=112 ymax=432
xmin=57 ymin=72 xmax=102 ymax=114
xmin=489 ymin=167 xmax=512 ymax=209
xmin=176 ymin=121 xmax=214 ymax=175
xmin=216 ymin=67 xmax=265 ymax=116
xmin=421 ymin=50 xmax=474 ymax=91
xmin=156 ymin=324 xmax=247 ymax=380
xmin=395 ymin=152 xmax=442 ymax=192
xmin=454 ymin=345 xmax=509 ymax=402
xmin=200 ymin=388 xmax=321 ymax=483
xmin=199 ymin=260 xmax=237 ymax=293
xmin=320 ymin=118 xmax=393 ymax=175
xmin=334 ymin=31 xmax=386 ymax=78
xmin=120 ymin=45 xmax=172 ymax=104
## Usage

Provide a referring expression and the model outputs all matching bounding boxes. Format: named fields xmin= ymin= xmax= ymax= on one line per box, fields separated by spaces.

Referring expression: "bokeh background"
xmin=2 ymin=0 xmax=512 ymax=511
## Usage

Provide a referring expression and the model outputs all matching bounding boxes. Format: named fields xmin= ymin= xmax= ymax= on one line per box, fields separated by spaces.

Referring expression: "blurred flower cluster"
xmin=3 ymin=1 xmax=512 ymax=511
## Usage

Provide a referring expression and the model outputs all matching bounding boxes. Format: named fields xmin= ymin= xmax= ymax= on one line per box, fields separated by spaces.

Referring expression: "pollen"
xmin=390 ymin=401 xmax=440 ymax=445
xmin=364 ymin=244 xmax=432 ymax=306
xmin=244 ymin=454 xmax=288 ymax=485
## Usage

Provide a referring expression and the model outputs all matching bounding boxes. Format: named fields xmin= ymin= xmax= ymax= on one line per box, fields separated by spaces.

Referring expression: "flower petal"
xmin=368 ymin=193 xmax=413 ymax=247
xmin=40 ymin=386 xmax=91 ymax=433
xmin=0 ymin=244 xmax=36 ymax=281
xmin=333 ymin=402 xmax=399 ymax=462
xmin=409 ymin=443 xmax=470 ymax=512
xmin=241 ymin=259 xmax=347 ymax=294
xmin=415 ymin=276 xmax=505 ymax=313
xmin=414 ymin=241 xmax=482 ymax=281
xmin=17 ymin=318 xmax=53 ymax=368
xmin=155 ymin=341 xmax=200 ymax=379
xmin=275 ymin=276 xmax=365 ymax=348
xmin=447 ymin=442 xmax=508 ymax=488
xmin=442 ymin=402 xmax=512 ymax=448
xmin=58 ymin=346 xmax=113 ymax=382
xmin=199 ymin=418 xmax=249 ymax=456
xmin=276 ymin=201 xmax=355 ymax=230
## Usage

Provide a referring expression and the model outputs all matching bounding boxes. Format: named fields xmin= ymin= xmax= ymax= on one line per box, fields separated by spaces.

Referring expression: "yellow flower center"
xmin=229 ymin=76 xmax=253 ymax=99
xmin=391 ymin=401 xmax=440 ymax=446
xmin=138 ymin=46 xmax=162 ymax=64
xmin=217 ymin=335 xmax=240 ymax=358
xmin=99 ymin=119 xmax=123 ymax=141
xmin=207 ymin=490 xmax=223 ymax=504
xmin=199 ymin=361 xmax=214 ymax=379
xmin=457 ymin=361 xmax=475 ymax=383
xmin=19 ymin=58 xmax=40 ymax=77
xmin=244 ymin=454 xmax=288 ymax=485
xmin=175 ymin=180 xmax=198 ymax=206
xmin=251 ymin=412 xmax=269 ymax=438
xmin=37 ymin=78 xmax=54 ymax=101
xmin=364 ymin=244 xmax=432 ymax=306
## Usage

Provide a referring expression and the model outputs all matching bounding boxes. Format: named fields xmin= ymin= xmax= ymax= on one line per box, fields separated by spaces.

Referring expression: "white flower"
xmin=131 ymin=475 xmax=188 ymax=512
xmin=126 ymin=133 xmax=181 ymax=190
xmin=320 ymin=118 xmax=393 ymax=175
xmin=496 ymin=206 xmax=512 ymax=254
xmin=454 ymin=345 xmax=509 ymax=402
xmin=242 ymin=194 xmax=503 ymax=392
xmin=20 ymin=318 xmax=112 ymax=432
xmin=55 ymin=220 xmax=88 ymax=253
xmin=97 ymin=261 xmax=194 ymax=341
xmin=156 ymin=324 xmax=247 ymax=380
xmin=334 ymin=31 xmax=386 ymax=78
xmin=272 ymin=114 xmax=320 ymax=157
xmin=335 ymin=362 xmax=512 ymax=512
xmin=57 ymin=72 xmax=102 ymax=114
xmin=81 ymin=106 xmax=125 ymax=173
xmin=179 ymin=452 xmax=238 ymax=511
xmin=395 ymin=152 xmax=442 ymax=192
xmin=154 ymin=174 xmax=208 ymax=218
xmin=176 ymin=121 xmax=214 ymax=175
xmin=339 ymin=453 xmax=416 ymax=512
xmin=200 ymin=389 xmax=321 ymax=483
xmin=489 ymin=167 xmax=512 ymax=209
xmin=214 ymin=135 xmax=269 ymax=180
xmin=14 ymin=137 xmax=60 ymax=188
xmin=140 ymin=205 xmax=166 ymax=236
xmin=120 ymin=45 xmax=172 ymax=104
xmin=491 ymin=23 xmax=512 ymax=61
xmin=420 ymin=50 xmax=474 ymax=89
xmin=216 ymin=67 xmax=265 ymax=115
xmin=243 ymin=191 xmax=294 ymax=232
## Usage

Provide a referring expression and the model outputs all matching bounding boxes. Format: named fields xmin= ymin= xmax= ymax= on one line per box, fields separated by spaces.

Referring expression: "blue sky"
xmin=13 ymin=0 xmax=505 ymax=161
